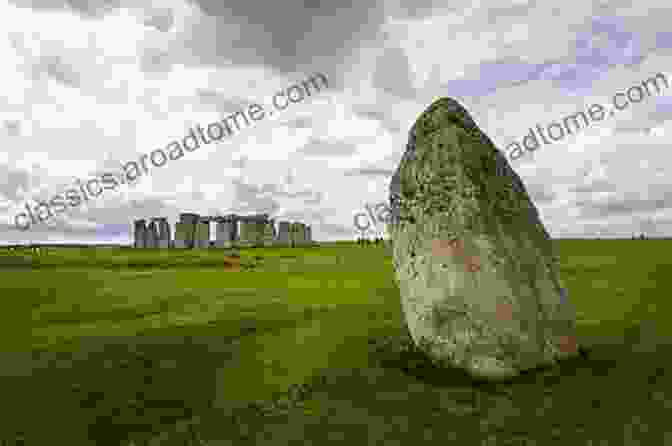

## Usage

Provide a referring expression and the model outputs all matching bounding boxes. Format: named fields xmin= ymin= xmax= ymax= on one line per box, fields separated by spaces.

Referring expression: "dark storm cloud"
xmin=182 ymin=0 xmax=390 ymax=85
xmin=11 ymin=0 xmax=446 ymax=100
xmin=301 ymin=0 xmax=322 ymax=10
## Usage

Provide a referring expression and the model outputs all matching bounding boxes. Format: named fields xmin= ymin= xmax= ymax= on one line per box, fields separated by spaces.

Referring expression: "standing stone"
xmin=173 ymin=223 xmax=193 ymax=248
xmin=133 ymin=219 xmax=147 ymax=248
xmin=238 ymin=220 xmax=256 ymax=247
xmin=305 ymin=225 xmax=314 ymax=245
xmin=298 ymin=222 xmax=307 ymax=246
xmin=276 ymin=221 xmax=291 ymax=247
xmin=194 ymin=221 xmax=210 ymax=248
xmin=276 ymin=221 xmax=291 ymax=246
xmin=301 ymin=223 xmax=310 ymax=246
xmin=178 ymin=213 xmax=200 ymax=248
xmin=253 ymin=221 xmax=264 ymax=246
xmin=153 ymin=218 xmax=170 ymax=248
xmin=214 ymin=219 xmax=235 ymax=248
xmin=307 ymin=225 xmax=317 ymax=246
xmin=146 ymin=221 xmax=158 ymax=248
xmin=142 ymin=224 xmax=150 ymax=248
xmin=299 ymin=223 xmax=308 ymax=246
xmin=262 ymin=221 xmax=276 ymax=247
xmin=388 ymin=97 xmax=579 ymax=381
xmin=290 ymin=222 xmax=306 ymax=247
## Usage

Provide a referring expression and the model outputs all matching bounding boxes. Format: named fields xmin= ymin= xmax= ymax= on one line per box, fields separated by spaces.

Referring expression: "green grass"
xmin=5 ymin=240 xmax=672 ymax=445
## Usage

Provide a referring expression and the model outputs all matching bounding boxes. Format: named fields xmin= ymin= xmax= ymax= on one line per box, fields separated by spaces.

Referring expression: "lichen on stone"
xmin=389 ymin=97 xmax=580 ymax=381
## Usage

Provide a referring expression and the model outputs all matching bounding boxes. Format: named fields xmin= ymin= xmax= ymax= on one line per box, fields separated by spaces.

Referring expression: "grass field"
xmin=5 ymin=239 xmax=672 ymax=445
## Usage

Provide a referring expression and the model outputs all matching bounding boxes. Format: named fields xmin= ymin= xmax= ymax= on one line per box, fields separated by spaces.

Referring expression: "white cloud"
xmin=0 ymin=0 xmax=670 ymax=243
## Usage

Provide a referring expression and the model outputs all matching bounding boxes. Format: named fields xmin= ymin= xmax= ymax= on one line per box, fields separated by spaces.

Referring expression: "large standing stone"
xmin=276 ymin=221 xmax=291 ymax=246
xmin=305 ymin=225 xmax=315 ymax=245
xmin=291 ymin=222 xmax=306 ymax=247
xmin=154 ymin=218 xmax=171 ymax=248
xmin=177 ymin=213 xmax=200 ymax=248
xmin=214 ymin=219 xmax=235 ymax=248
xmin=238 ymin=221 xmax=256 ymax=247
xmin=262 ymin=221 xmax=276 ymax=247
xmin=254 ymin=221 xmax=266 ymax=246
xmin=173 ymin=223 xmax=193 ymax=248
xmin=194 ymin=221 xmax=210 ymax=248
xmin=388 ymin=97 xmax=579 ymax=380
xmin=146 ymin=221 xmax=158 ymax=248
xmin=133 ymin=219 xmax=146 ymax=248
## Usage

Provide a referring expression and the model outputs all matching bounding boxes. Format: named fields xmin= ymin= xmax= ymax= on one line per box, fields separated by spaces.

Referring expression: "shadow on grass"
xmin=3 ymin=333 xmax=244 ymax=446
xmin=369 ymin=322 xmax=670 ymax=394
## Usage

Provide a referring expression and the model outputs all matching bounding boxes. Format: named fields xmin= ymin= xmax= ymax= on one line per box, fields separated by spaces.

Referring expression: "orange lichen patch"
xmin=558 ymin=335 xmax=577 ymax=353
xmin=495 ymin=303 xmax=513 ymax=321
xmin=431 ymin=238 xmax=464 ymax=258
xmin=465 ymin=256 xmax=481 ymax=272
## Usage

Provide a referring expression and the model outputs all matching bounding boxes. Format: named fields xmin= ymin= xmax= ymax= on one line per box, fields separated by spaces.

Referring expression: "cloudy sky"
xmin=1 ymin=0 xmax=671 ymax=245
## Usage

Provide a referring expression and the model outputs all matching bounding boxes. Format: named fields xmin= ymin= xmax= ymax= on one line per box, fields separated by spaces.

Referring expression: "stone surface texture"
xmin=388 ymin=97 xmax=579 ymax=380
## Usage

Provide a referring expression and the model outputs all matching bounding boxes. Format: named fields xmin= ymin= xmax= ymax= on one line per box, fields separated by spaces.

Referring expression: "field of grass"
xmin=5 ymin=239 xmax=671 ymax=445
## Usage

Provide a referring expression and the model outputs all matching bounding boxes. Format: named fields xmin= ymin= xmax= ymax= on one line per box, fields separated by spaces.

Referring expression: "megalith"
xmin=291 ymin=222 xmax=306 ymax=247
xmin=194 ymin=221 xmax=210 ymax=248
xmin=154 ymin=218 xmax=171 ymax=248
xmin=133 ymin=219 xmax=146 ymax=248
xmin=388 ymin=97 xmax=579 ymax=380
xmin=262 ymin=221 xmax=276 ymax=247
xmin=173 ymin=223 xmax=192 ymax=248
xmin=276 ymin=221 xmax=291 ymax=247
xmin=146 ymin=221 xmax=158 ymax=248
xmin=238 ymin=221 xmax=256 ymax=247
xmin=214 ymin=219 xmax=235 ymax=248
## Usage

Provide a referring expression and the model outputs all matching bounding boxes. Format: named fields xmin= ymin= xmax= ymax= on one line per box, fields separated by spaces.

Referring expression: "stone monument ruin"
xmin=388 ymin=97 xmax=580 ymax=381
xmin=132 ymin=212 xmax=315 ymax=249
